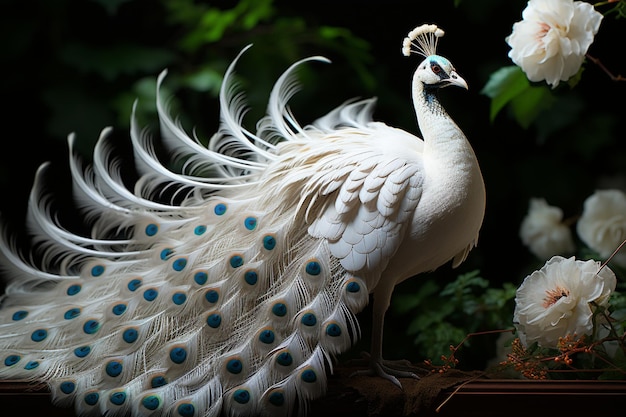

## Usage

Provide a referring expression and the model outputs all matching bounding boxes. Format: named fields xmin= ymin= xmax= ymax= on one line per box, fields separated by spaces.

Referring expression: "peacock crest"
xmin=402 ymin=23 xmax=445 ymax=58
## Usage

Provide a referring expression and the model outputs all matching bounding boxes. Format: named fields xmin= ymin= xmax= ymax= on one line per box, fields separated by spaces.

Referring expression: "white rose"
xmin=514 ymin=256 xmax=616 ymax=349
xmin=520 ymin=198 xmax=575 ymax=260
xmin=506 ymin=0 xmax=603 ymax=88
xmin=577 ymin=189 xmax=626 ymax=267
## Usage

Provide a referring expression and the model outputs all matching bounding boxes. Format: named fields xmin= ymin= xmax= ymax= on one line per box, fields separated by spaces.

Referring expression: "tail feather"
xmin=0 ymin=45 xmax=381 ymax=416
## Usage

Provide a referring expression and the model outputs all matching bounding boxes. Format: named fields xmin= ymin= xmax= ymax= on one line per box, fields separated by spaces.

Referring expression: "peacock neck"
xmin=412 ymin=80 xmax=473 ymax=167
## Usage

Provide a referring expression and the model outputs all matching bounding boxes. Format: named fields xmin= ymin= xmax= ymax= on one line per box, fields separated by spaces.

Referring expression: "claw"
xmin=350 ymin=352 xmax=420 ymax=389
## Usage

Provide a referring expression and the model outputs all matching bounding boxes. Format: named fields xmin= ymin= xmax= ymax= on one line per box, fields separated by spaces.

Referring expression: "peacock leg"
xmin=351 ymin=282 xmax=419 ymax=388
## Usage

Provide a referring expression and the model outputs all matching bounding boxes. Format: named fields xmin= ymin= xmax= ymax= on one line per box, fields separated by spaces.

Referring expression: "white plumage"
xmin=0 ymin=24 xmax=485 ymax=417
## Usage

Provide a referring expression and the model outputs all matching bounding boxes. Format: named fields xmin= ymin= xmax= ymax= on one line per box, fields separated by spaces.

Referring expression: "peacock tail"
xmin=0 ymin=44 xmax=426 ymax=417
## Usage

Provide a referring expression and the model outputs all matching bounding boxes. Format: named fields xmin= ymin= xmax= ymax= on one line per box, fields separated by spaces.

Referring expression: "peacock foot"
xmin=349 ymin=352 xmax=420 ymax=389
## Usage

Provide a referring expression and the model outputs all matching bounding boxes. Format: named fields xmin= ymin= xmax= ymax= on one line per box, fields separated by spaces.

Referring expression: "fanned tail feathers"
xmin=0 ymin=45 xmax=383 ymax=417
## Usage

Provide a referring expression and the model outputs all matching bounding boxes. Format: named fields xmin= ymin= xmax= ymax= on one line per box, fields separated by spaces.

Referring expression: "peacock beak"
xmin=445 ymin=70 xmax=468 ymax=90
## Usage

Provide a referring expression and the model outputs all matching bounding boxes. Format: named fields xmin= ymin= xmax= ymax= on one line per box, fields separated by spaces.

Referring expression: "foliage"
xmin=481 ymin=66 xmax=556 ymax=129
xmin=1 ymin=0 xmax=377 ymax=161
xmin=393 ymin=271 xmax=516 ymax=366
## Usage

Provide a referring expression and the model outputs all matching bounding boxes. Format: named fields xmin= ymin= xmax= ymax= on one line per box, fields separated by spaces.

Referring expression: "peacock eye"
xmin=431 ymin=64 xmax=441 ymax=74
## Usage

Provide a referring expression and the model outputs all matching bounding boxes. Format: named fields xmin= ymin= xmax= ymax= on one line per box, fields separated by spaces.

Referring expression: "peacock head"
xmin=402 ymin=24 xmax=468 ymax=91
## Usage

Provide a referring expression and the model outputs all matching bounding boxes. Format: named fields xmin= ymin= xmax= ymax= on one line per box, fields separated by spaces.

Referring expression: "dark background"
xmin=0 ymin=0 xmax=624 ymax=368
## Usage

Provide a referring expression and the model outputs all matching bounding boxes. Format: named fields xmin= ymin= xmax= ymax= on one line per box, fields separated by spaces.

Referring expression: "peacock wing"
xmin=304 ymin=128 xmax=424 ymax=287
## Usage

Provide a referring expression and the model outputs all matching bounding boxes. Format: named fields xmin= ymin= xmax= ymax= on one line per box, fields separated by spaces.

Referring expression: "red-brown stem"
xmin=586 ymin=53 xmax=626 ymax=82
xmin=599 ymin=238 xmax=626 ymax=272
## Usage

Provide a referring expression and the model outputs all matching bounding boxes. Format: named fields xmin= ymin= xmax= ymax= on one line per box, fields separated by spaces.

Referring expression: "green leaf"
xmin=480 ymin=66 xmax=530 ymax=123
xmin=406 ymin=303 xmax=455 ymax=335
xmin=392 ymin=279 xmax=440 ymax=314
xmin=183 ymin=67 xmax=224 ymax=95
xmin=240 ymin=0 xmax=274 ymax=30
xmin=509 ymin=85 xmax=555 ymax=129
xmin=170 ymin=0 xmax=275 ymax=50
xmin=440 ymin=270 xmax=487 ymax=298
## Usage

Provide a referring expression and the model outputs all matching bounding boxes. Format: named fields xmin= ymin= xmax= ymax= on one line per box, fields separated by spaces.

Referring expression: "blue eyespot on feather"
xmin=194 ymin=225 xmax=207 ymax=235
xmin=66 ymin=284 xmax=81 ymax=296
xmin=301 ymin=313 xmax=317 ymax=327
xmin=173 ymin=257 xmax=188 ymax=271
xmin=177 ymin=403 xmax=195 ymax=417
xmin=305 ymin=260 xmax=321 ymax=276
xmin=275 ymin=351 xmax=293 ymax=366
xmin=244 ymin=216 xmax=257 ymax=230
xmin=346 ymin=281 xmax=361 ymax=293
xmin=145 ymin=223 xmax=159 ymax=237
xmin=127 ymin=278 xmax=142 ymax=292
xmin=84 ymin=392 xmax=99 ymax=406
xmin=122 ymin=328 xmax=139 ymax=344
xmin=244 ymin=270 xmax=258 ymax=285
xmin=160 ymin=248 xmax=173 ymax=260
xmin=230 ymin=255 xmax=244 ymax=268
xmin=12 ymin=310 xmax=28 ymax=321
xmin=142 ymin=395 xmax=161 ymax=411
xmin=226 ymin=358 xmax=243 ymax=374
xmin=143 ymin=288 xmax=159 ymax=302
xmin=4 ymin=355 xmax=20 ymax=366
xmin=194 ymin=271 xmax=208 ymax=285
xmin=105 ymin=360 xmax=123 ymax=377
xmin=112 ymin=303 xmax=127 ymax=316
xmin=326 ymin=323 xmax=342 ymax=337
xmin=206 ymin=313 xmax=221 ymax=329
xmin=258 ymin=329 xmax=275 ymax=344
xmin=24 ymin=360 xmax=39 ymax=370
xmin=83 ymin=319 xmax=101 ymax=335
xmin=60 ymin=381 xmax=76 ymax=394
xmin=263 ymin=235 xmax=276 ymax=250
xmin=74 ymin=346 xmax=91 ymax=358
xmin=151 ymin=375 xmax=167 ymax=388
xmin=91 ymin=264 xmax=105 ymax=277
xmin=169 ymin=347 xmax=188 ymax=364
xmin=214 ymin=203 xmax=227 ymax=216
xmin=31 ymin=329 xmax=48 ymax=342
xmin=109 ymin=391 xmax=127 ymax=405
xmin=268 ymin=390 xmax=285 ymax=406
xmin=300 ymin=368 xmax=317 ymax=383
xmin=64 ymin=308 xmax=81 ymax=320
xmin=233 ymin=389 xmax=250 ymax=404
xmin=172 ymin=292 xmax=187 ymax=305
xmin=271 ymin=302 xmax=287 ymax=317
xmin=205 ymin=290 xmax=219 ymax=304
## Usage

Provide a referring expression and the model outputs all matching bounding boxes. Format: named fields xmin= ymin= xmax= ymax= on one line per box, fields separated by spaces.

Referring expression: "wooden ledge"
xmin=1 ymin=367 xmax=625 ymax=416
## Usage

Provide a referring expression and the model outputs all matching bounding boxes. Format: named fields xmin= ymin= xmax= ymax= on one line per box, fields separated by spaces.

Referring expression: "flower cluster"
xmin=506 ymin=0 xmax=603 ymax=88
xmin=482 ymin=0 xmax=626 ymax=381
xmin=506 ymin=186 xmax=626 ymax=380
xmin=520 ymin=189 xmax=626 ymax=267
